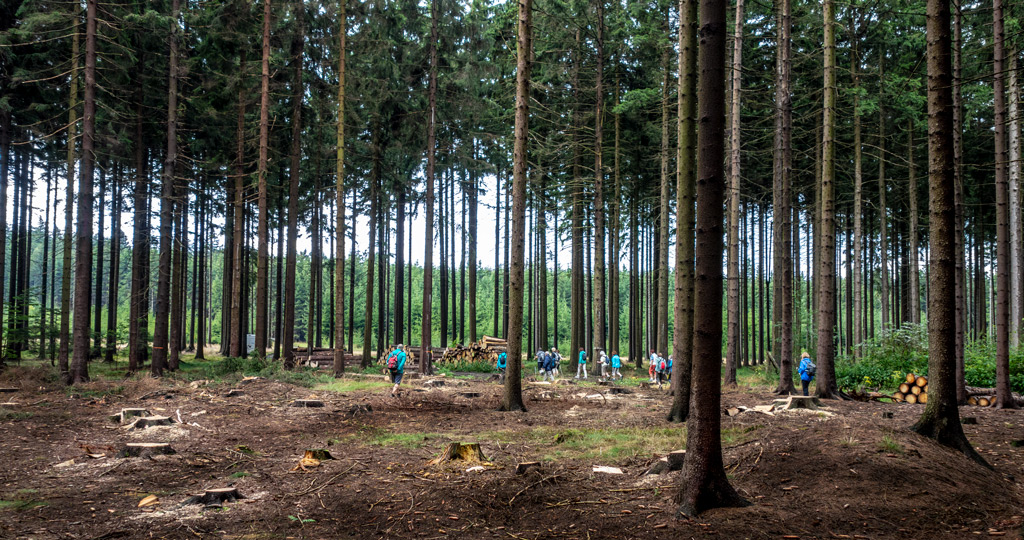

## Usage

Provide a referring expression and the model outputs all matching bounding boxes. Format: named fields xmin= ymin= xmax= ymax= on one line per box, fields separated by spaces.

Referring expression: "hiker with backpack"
xmin=385 ymin=344 xmax=408 ymax=397
xmin=536 ymin=349 xmax=546 ymax=376
xmin=496 ymin=351 xmax=507 ymax=384
xmin=598 ymin=349 xmax=609 ymax=379
xmin=655 ymin=353 xmax=668 ymax=389
xmin=543 ymin=349 xmax=558 ymax=381
xmin=610 ymin=351 xmax=622 ymax=380
xmin=575 ymin=347 xmax=588 ymax=379
xmin=798 ymin=352 xmax=816 ymax=396
xmin=648 ymin=350 xmax=659 ymax=382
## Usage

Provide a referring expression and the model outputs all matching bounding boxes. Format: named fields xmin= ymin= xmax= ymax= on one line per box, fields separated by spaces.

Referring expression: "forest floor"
xmin=1 ymin=359 xmax=1023 ymax=540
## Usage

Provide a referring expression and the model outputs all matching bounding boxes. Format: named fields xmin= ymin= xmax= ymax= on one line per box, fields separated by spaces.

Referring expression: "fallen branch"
xmin=609 ymin=485 xmax=679 ymax=493
xmin=288 ymin=462 xmax=359 ymax=496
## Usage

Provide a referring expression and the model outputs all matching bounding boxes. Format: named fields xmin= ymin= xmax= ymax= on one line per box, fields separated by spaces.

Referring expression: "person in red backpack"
xmin=385 ymin=344 xmax=408 ymax=397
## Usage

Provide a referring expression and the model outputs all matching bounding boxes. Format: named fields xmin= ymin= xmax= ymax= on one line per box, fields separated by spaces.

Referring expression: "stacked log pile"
xmin=440 ymin=336 xmax=507 ymax=364
xmin=892 ymin=373 xmax=928 ymax=404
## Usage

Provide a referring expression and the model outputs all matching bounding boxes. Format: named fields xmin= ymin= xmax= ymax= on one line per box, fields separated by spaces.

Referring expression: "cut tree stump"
xmin=515 ymin=462 xmax=541 ymax=475
xmin=915 ymin=376 xmax=928 ymax=388
xmin=459 ymin=392 xmax=481 ymax=399
xmin=109 ymin=408 xmax=151 ymax=424
xmin=304 ymin=449 xmax=334 ymax=461
xmin=224 ymin=390 xmax=244 ymax=398
xmin=120 ymin=442 xmax=176 ymax=458
xmin=774 ymin=396 xmax=821 ymax=410
xmin=181 ymin=487 xmax=244 ymax=507
xmin=126 ymin=416 xmax=172 ymax=430
xmin=428 ymin=442 xmax=488 ymax=465
xmin=646 ymin=450 xmax=686 ymax=475
xmin=881 ymin=411 xmax=894 ymax=419
xmin=977 ymin=397 xmax=990 ymax=407
xmin=905 ymin=393 xmax=919 ymax=404
xmin=899 ymin=383 xmax=911 ymax=394
xmin=607 ymin=387 xmax=632 ymax=395
xmin=0 ymin=387 xmax=18 ymax=393
xmin=290 ymin=399 xmax=324 ymax=408
xmin=910 ymin=385 xmax=922 ymax=396
xmin=344 ymin=404 xmax=372 ymax=417
xmin=906 ymin=373 xmax=917 ymax=384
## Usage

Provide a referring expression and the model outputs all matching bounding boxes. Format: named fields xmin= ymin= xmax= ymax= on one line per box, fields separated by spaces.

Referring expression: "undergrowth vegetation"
xmin=834 ymin=324 xmax=1024 ymax=393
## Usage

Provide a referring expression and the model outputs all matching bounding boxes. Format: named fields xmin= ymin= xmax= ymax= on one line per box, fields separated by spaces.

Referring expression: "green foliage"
xmin=435 ymin=359 xmax=495 ymax=374
xmin=191 ymin=356 xmax=330 ymax=388
xmin=836 ymin=324 xmax=929 ymax=391
xmin=835 ymin=324 xmax=1024 ymax=393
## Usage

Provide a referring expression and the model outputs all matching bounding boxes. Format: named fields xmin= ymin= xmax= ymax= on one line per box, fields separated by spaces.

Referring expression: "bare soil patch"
xmin=1 ymin=370 xmax=1022 ymax=539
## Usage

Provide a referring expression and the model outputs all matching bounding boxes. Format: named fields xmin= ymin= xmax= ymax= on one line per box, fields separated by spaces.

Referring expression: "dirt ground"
xmin=1 ymin=365 xmax=1023 ymax=540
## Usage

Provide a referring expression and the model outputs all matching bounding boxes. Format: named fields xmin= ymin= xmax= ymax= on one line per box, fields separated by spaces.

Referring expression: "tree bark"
xmin=229 ymin=51 xmax=246 ymax=358
xmin=724 ymin=0 xmax=743 ymax=387
xmin=593 ymin=0 xmax=606 ymax=363
xmin=499 ymin=0 xmax=530 ymax=413
xmin=879 ymin=53 xmax=889 ymax=332
xmin=657 ymin=40 xmax=670 ymax=358
xmin=1008 ymin=54 xmax=1021 ymax=347
xmin=104 ymin=168 xmax=120 ymax=363
xmin=953 ymin=2 xmax=965 ymax=402
xmin=676 ymin=0 xmax=746 ymax=514
xmin=58 ymin=14 xmax=80 ymax=382
xmin=361 ymin=126 xmax=380 ymax=368
xmin=283 ymin=0 xmax=303 ymax=370
xmin=334 ymin=0 xmax=348 ymax=375
xmin=773 ymin=0 xmax=795 ymax=393
xmin=254 ymin=0 xmax=272 ymax=360
xmin=71 ymin=0 xmax=99 ymax=383
xmin=912 ymin=0 xmax=990 ymax=467
xmin=908 ymin=126 xmax=920 ymax=324
xmin=993 ymin=0 xmax=1017 ymax=409
xmin=667 ymin=0 xmax=697 ymax=423
xmin=851 ymin=19 xmax=863 ymax=354
xmin=815 ymin=0 xmax=841 ymax=400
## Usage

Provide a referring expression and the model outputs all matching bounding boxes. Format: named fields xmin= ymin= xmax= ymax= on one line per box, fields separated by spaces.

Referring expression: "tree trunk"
xmin=773 ymin=0 xmax=795 ymax=392
xmin=195 ymin=195 xmax=206 ymax=360
xmin=878 ymin=52 xmax=889 ymax=332
xmin=57 ymin=14 xmax=79 ymax=382
xmin=167 ymin=181 xmax=183 ymax=370
xmin=912 ymin=0 xmax=990 ymax=467
xmin=499 ymin=0 xmax=530 ymax=413
xmin=593 ymin=0 xmax=606 ymax=363
xmin=274 ymin=208 xmax=283 ymax=359
xmin=908 ymin=126 xmax=920 ymax=324
xmin=394 ymin=191 xmax=406 ymax=346
xmin=851 ymin=20 xmax=863 ymax=354
xmin=570 ymin=29 xmax=584 ymax=370
xmin=104 ymin=168 xmax=120 ymax=363
xmin=282 ymin=0 xmax=303 ymax=370
xmin=229 ymin=51 xmax=246 ymax=358
xmin=724 ymin=0 xmax=743 ymax=387
xmin=1009 ymin=54 xmax=1021 ymax=347
xmin=40 ymin=167 xmax=51 ymax=361
xmin=815 ymin=0 xmax=841 ymax=400
xmin=952 ymin=5 xmax=966 ymax=402
xmin=469 ymin=149 xmax=478 ymax=344
xmin=610 ymin=74 xmax=621 ymax=357
xmin=657 ymin=41 xmax=670 ymax=358
xmin=93 ymin=169 xmax=105 ymax=360
xmin=71 ymin=0 xmax=99 ymax=383
xmin=254 ymin=0 xmax=272 ymax=360
xmin=677 ymin=0 xmax=746 ymax=514
xmin=993 ymin=0 xmax=1017 ymax=409
xmin=334 ymin=0 xmax=348 ymax=375
xmin=361 ymin=126 xmax=380 ymax=368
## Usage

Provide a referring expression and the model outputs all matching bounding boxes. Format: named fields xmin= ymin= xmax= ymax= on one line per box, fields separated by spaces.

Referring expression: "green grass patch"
xmin=345 ymin=425 xmax=446 ymax=449
xmin=0 ymin=408 xmax=32 ymax=421
xmin=878 ymin=434 xmax=904 ymax=454
xmin=436 ymin=359 xmax=496 ymax=374
xmin=480 ymin=425 xmax=757 ymax=462
xmin=0 ymin=498 xmax=47 ymax=511
xmin=229 ymin=471 xmax=249 ymax=479
xmin=315 ymin=379 xmax=391 ymax=394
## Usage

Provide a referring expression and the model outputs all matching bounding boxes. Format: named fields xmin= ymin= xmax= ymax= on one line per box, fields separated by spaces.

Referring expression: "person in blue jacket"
xmin=610 ymin=351 xmax=622 ymax=380
xmin=666 ymin=355 xmax=673 ymax=381
xmin=496 ymin=351 xmax=507 ymax=384
xmin=543 ymin=349 xmax=557 ymax=381
xmin=386 ymin=344 xmax=408 ymax=397
xmin=798 ymin=352 xmax=816 ymax=396
xmin=575 ymin=347 xmax=588 ymax=379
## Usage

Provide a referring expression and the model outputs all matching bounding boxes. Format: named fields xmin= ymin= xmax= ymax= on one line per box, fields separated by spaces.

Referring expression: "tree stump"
xmin=515 ymin=462 xmax=541 ymax=475
xmin=775 ymin=396 xmax=821 ymax=410
xmin=607 ymin=387 xmax=632 ymax=395
xmin=109 ymin=408 xmax=151 ymax=424
xmin=0 ymin=387 xmax=18 ymax=393
xmin=428 ymin=442 xmax=488 ymax=465
xmin=127 ymin=416 xmax=173 ymax=430
xmin=290 ymin=399 xmax=324 ymax=408
xmin=224 ymin=390 xmax=244 ymax=398
xmin=304 ymin=449 xmax=334 ymax=461
xmin=120 ymin=442 xmax=176 ymax=458
xmin=459 ymin=392 xmax=481 ymax=399
xmin=344 ymin=404 xmax=373 ymax=417
xmin=181 ymin=487 xmax=244 ymax=507
xmin=645 ymin=450 xmax=686 ymax=475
